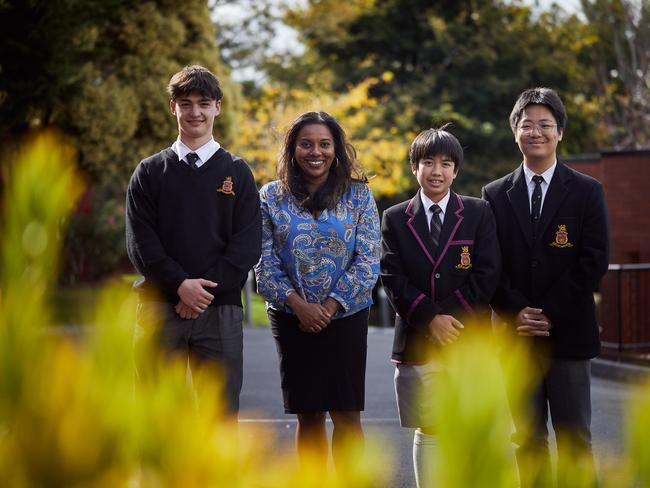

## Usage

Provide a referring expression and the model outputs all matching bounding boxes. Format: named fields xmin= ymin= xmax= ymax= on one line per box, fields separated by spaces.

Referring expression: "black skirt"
xmin=268 ymin=307 xmax=369 ymax=414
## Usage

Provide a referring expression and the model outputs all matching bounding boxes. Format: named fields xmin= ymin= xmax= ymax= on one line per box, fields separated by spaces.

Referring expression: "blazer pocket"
xmin=448 ymin=243 xmax=474 ymax=274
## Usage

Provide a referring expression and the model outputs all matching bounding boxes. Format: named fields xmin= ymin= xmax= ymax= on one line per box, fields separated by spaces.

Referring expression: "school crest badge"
xmin=455 ymin=246 xmax=472 ymax=270
xmin=550 ymin=224 xmax=573 ymax=248
xmin=217 ymin=177 xmax=235 ymax=195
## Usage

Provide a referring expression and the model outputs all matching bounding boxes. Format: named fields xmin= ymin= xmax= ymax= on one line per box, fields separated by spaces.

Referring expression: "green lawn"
xmin=244 ymin=290 xmax=269 ymax=327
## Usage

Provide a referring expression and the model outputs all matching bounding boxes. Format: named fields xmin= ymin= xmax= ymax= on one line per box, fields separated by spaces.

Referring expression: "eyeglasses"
xmin=517 ymin=123 xmax=558 ymax=135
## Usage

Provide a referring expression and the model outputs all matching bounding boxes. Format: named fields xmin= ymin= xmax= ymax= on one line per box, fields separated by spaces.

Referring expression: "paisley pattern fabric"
xmin=255 ymin=180 xmax=380 ymax=318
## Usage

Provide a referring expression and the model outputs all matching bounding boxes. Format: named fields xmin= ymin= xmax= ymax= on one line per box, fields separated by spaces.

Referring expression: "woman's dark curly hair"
xmin=277 ymin=111 xmax=367 ymax=211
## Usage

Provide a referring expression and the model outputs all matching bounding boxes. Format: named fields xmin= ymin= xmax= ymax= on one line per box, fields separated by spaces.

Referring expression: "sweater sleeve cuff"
xmin=169 ymin=272 xmax=189 ymax=298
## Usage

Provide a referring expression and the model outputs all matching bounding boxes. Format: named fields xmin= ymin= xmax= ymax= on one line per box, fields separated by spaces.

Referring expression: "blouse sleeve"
xmin=254 ymin=184 xmax=296 ymax=305
xmin=329 ymin=185 xmax=381 ymax=312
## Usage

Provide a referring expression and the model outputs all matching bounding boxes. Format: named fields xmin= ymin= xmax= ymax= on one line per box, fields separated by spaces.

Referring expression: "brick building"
xmin=565 ymin=150 xmax=650 ymax=264
xmin=564 ymin=150 xmax=650 ymax=359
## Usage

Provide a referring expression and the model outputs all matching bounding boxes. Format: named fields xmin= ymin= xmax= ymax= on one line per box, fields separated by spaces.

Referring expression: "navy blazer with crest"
xmin=380 ymin=190 xmax=500 ymax=363
xmin=482 ymin=161 xmax=610 ymax=359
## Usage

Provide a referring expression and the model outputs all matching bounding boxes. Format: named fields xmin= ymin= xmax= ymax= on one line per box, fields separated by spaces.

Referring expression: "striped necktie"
xmin=429 ymin=204 xmax=442 ymax=248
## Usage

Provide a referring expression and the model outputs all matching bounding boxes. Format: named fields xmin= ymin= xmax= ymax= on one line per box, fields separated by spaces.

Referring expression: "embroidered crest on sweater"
xmin=217 ymin=177 xmax=235 ymax=195
xmin=550 ymin=224 xmax=573 ymax=248
xmin=455 ymin=246 xmax=472 ymax=270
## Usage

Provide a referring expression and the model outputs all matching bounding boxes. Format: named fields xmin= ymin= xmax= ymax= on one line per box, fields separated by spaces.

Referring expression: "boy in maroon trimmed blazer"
xmin=380 ymin=125 xmax=500 ymax=487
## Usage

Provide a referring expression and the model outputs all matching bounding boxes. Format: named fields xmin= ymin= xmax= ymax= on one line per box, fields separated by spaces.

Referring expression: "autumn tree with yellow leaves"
xmin=231 ymin=74 xmax=414 ymax=199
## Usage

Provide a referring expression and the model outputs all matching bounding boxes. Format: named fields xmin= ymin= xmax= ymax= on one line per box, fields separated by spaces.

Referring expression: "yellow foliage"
xmin=426 ymin=325 xmax=526 ymax=488
xmin=626 ymin=378 xmax=650 ymax=487
xmin=0 ymin=132 xmax=391 ymax=487
xmin=232 ymin=78 xmax=411 ymax=197
xmin=381 ymin=71 xmax=394 ymax=83
xmin=2 ymin=132 xmax=648 ymax=487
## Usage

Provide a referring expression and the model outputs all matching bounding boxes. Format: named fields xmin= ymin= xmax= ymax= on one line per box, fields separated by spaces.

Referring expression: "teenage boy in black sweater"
xmin=126 ymin=65 xmax=261 ymax=415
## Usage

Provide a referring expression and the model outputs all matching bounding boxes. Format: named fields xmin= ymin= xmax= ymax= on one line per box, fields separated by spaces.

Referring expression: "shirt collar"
xmin=172 ymin=138 xmax=220 ymax=164
xmin=420 ymin=190 xmax=451 ymax=215
xmin=523 ymin=160 xmax=557 ymax=185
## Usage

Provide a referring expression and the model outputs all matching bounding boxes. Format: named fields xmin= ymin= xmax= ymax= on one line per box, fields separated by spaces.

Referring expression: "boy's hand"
xmin=427 ymin=314 xmax=464 ymax=346
xmin=175 ymin=300 xmax=200 ymax=319
xmin=177 ymin=278 xmax=217 ymax=313
xmin=516 ymin=307 xmax=552 ymax=336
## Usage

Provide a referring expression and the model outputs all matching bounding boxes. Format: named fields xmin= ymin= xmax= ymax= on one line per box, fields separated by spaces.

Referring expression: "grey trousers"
xmin=508 ymin=355 xmax=595 ymax=487
xmin=136 ymin=301 xmax=244 ymax=414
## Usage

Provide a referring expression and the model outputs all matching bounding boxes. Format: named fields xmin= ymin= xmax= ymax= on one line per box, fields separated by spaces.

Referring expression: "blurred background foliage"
xmin=1 ymin=132 xmax=649 ymax=484
xmin=0 ymin=132 xmax=392 ymax=487
xmin=0 ymin=0 xmax=240 ymax=282
xmin=1 ymin=0 xmax=648 ymax=284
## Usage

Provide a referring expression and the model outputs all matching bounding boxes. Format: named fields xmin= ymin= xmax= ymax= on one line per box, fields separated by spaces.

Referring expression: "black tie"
xmin=531 ymin=175 xmax=544 ymax=233
xmin=186 ymin=152 xmax=200 ymax=169
xmin=429 ymin=204 xmax=442 ymax=249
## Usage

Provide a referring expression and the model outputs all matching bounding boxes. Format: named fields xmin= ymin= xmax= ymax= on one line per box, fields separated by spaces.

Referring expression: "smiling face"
xmin=412 ymin=154 xmax=457 ymax=202
xmin=515 ymin=104 xmax=563 ymax=172
xmin=294 ymin=123 xmax=336 ymax=191
xmin=170 ymin=93 xmax=221 ymax=148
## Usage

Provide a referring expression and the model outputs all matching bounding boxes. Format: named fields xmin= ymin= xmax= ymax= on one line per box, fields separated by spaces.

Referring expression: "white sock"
xmin=413 ymin=428 xmax=438 ymax=488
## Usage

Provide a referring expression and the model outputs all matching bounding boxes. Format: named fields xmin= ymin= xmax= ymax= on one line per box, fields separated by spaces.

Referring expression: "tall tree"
xmin=581 ymin=0 xmax=650 ymax=149
xmin=212 ymin=0 xmax=279 ymax=83
xmin=281 ymin=0 xmax=604 ymax=197
xmin=0 ymin=0 xmax=239 ymax=281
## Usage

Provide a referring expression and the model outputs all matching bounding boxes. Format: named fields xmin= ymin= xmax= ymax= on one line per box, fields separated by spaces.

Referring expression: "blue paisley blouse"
xmin=255 ymin=180 xmax=380 ymax=318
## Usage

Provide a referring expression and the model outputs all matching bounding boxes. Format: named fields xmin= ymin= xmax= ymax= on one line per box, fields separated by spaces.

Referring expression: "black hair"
xmin=409 ymin=123 xmax=463 ymax=172
xmin=277 ymin=111 xmax=367 ymax=211
xmin=509 ymin=87 xmax=567 ymax=134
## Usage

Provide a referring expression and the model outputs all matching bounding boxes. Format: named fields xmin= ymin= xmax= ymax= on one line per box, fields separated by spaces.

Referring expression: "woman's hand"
xmin=287 ymin=292 xmax=331 ymax=333
xmin=323 ymin=297 xmax=342 ymax=318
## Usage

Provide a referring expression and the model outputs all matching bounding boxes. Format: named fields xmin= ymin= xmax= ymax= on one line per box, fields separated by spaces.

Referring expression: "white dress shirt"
xmin=523 ymin=161 xmax=557 ymax=212
xmin=172 ymin=138 xmax=221 ymax=168
xmin=420 ymin=190 xmax=451 ymax=231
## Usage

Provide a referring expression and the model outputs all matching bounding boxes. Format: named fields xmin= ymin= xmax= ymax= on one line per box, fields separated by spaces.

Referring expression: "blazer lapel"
xmin=405 ymin=191 xmax=436 ymax=265
xmin=537 ymin=161 xmax=571 ymax=239
xmin=506 ymin=164 xmax=534 ymax=248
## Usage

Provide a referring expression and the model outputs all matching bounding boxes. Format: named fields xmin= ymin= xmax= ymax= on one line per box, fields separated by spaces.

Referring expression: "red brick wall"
xmin=565 ymin=151 xmax=650 ymax=264
xmin=564 ymin=151 xmax=650 ymax=356
xmin=600 ymin=151 xmax=650 ymax=263
xmin=565 ymin=157 xmax=604 ymax=183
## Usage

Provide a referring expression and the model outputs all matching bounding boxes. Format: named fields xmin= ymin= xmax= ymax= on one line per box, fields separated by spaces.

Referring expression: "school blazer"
xmin=482 ymin=161 xmax=610 ymax=359
xmin=380 ymin=190 xmax=500 ymax=363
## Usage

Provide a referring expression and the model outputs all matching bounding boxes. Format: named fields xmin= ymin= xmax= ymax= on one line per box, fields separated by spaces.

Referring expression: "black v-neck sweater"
xmin=125 ymin=147 xmax=261 ymax=306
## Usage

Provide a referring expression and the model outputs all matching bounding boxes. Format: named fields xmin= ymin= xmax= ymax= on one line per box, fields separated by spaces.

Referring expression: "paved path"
xmin=239 ymin=326 xmax=642 ymax=487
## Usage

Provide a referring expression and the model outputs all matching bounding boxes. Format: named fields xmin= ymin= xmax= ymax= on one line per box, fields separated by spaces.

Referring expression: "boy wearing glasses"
xmin=381 ymin=125 xmax=500 ymax=487
xmin=482 ymin=88 xmax=609 ymax=485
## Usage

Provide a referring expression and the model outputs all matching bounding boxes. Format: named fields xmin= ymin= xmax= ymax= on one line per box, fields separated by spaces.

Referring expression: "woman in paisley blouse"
xmin=255 ymin=111 xmax=380 ymax=467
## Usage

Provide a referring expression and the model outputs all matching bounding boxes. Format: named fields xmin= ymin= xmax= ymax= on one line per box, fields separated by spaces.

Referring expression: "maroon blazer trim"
xmin=406 ymin=293 xmax=426 ymax=323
